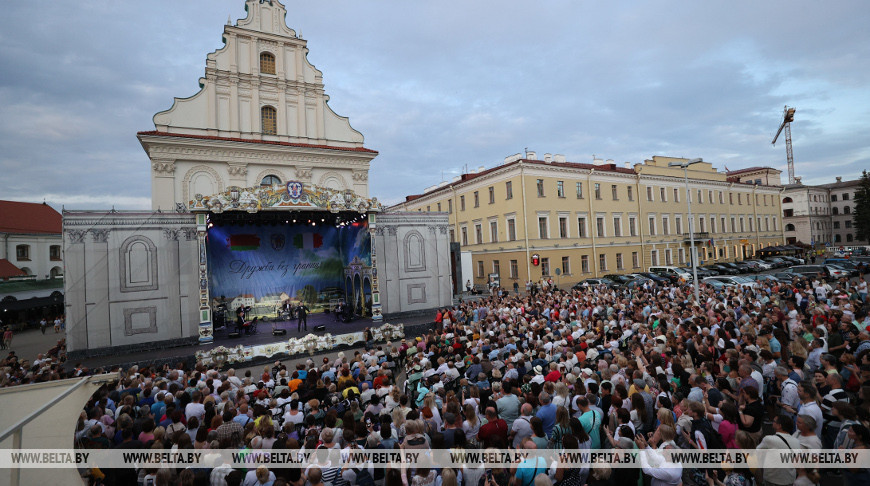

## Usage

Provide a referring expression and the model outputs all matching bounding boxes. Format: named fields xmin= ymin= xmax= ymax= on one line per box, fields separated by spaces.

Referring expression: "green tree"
xmin=296 ymin=284 xmax=317 ymax=304
xmin=855 ymin=170 xmax=870 ymax=242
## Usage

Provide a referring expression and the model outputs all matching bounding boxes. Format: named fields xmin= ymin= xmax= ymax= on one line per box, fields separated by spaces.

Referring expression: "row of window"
xmin=456 ymin=213 xmax=777 ymax=245
xmin=474 ymin=243 xmax=758 ymax=278
xmin=15 ymin=244 xmax=61 ymax=262
xmin=476 ymin=252 xmax=645 ymax=278
xmin=430 ymin=180 xmax=779 ymax=214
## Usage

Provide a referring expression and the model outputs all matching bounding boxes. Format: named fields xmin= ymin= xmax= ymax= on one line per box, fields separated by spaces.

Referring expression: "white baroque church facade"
xmin=139 ymin=0 xmax=377 ymax=210
xmin=62 ymin=0 xmax=452 ymax=357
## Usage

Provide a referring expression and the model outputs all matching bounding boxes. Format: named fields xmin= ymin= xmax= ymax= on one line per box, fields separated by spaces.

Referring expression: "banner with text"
xmin=206 ymin=221 xmax=370 ymax=309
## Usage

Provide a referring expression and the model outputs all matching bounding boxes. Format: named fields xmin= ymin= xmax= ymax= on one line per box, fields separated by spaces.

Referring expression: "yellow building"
xmin=390 ymin=154 xmax=785 ymax=287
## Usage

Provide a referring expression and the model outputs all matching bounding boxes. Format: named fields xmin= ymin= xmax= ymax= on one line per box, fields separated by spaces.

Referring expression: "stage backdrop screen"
xmin=206 ymin=221 xmax=370 ymax=315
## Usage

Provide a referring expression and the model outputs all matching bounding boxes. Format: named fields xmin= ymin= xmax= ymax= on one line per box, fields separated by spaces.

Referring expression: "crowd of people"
xmin=71 ymin=260 xmax=870 ymax=486
xmin=1 ymin=337 xmax=69 ymax=387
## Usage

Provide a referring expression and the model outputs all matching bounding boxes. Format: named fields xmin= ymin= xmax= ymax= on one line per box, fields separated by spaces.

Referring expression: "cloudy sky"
xmin=1 ymin=0 xmax=868 ymax=209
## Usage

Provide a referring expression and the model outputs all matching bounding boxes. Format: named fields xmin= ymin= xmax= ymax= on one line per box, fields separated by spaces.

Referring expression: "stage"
xmin=211 ymin=310 xmax=378 ymax=347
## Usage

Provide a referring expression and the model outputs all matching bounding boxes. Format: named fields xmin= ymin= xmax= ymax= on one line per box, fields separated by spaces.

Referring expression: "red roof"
xmin=0 ymin=259 xmax=25 ymax=279
xmin=137 ymin=131 xmax=378 ymax=154
xmin=0 ymin=200 xmax=62 ymax=235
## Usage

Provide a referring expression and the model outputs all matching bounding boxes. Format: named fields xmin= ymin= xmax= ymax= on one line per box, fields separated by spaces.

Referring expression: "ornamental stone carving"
xmin=90 ymin=229 xmax=111 ymax=243
xmin=67 ymin=230 xmax=87 ymax=244
xmin=295 ymin=167 xmax=312 ymax=180
xmin=386 ymin=226 xmax=397 ymax=236
xmin=163 ymin=229 xmax=182 ymax=240
xmin=152 ymin=161 xmax=176 ymax=174
xmin=227 ymin=165 xmax=248 ymax=177
xmin=352 ymin=171 xmax=369 ymax=182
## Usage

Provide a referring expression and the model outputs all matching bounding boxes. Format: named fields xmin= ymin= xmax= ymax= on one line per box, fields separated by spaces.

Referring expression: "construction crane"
xmin=772 ymin=106 xmax=797 ymax=184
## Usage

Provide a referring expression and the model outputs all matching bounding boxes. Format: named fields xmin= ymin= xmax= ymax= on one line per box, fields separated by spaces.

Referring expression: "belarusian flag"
xmin=293 ymin=233 xmax=323 ymax=250
xmin=228 ymin=234 xmax=260 ymax=251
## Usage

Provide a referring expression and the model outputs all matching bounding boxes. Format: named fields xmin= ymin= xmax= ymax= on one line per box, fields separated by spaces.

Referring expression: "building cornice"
xmin=138 ymin=133 xmax=376 ymax=167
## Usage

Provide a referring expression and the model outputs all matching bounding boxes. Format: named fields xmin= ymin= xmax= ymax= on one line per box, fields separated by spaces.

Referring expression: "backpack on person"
xmin=352 ymin=467 xmax=375 ymax=486
xmin=692 ymin=418 xmax=725 ymax=450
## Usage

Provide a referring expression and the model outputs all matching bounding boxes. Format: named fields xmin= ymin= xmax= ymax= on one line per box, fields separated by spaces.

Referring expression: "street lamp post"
xmin=669 ymin=158 xmax=703 ymax=304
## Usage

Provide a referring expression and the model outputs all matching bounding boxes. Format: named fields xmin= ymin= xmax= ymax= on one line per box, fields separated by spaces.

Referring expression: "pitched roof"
xmin=137 ymin=131 xmax=378 ymax=154
xmin=0 ymin=200 xmax=62 ymax=234
xmin=404 ymin=158 xmax=635 ymax=201
xmin=725 ymin=166 xmax=773 ymax=175
xmin=0 ymin=259 xmax=25 ymax=279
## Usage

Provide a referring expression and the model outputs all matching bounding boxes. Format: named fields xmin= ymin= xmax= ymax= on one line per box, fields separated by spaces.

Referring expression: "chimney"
xmin=544 ymin=153 xmax=552 ymax=163
xmin=553 ymin=154 xmax=566 ymax=163
xmin=593 ymin=157 xmax=605 ymax=166
xmin=477 ymin=165 xmax=486 ymax=173
xmin=526 ymin=151 xmax=537 ymax=160
xmin=605 ymin=159 xmax=614 ymax=166
xmin=836 ymin=176 xmax=842 ymax=183
xmin=624 ymin=162 xmax=631 ymax=169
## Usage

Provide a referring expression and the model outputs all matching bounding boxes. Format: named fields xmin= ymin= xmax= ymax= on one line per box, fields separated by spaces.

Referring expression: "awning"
xmin=0 ymin=294 xmax=63 ymax=312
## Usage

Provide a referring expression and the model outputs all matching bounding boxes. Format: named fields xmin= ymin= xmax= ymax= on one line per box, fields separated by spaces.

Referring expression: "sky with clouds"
xmin=1 ymin=0 xmax=868 ymax=209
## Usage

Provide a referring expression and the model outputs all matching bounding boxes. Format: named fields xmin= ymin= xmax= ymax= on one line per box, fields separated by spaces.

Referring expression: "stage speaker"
xmin=313 ymin=325 xmax=326 ymax=332
xmin=228 ymin=332 xmax=241 ymax=339
xmin=272 ymin=329 xmax=287 ymax=336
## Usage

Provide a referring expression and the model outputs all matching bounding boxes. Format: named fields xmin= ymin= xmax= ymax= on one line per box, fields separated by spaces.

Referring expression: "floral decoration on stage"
xmin=194 ymin=322 xmax=404 ymax=367
xmin=188 ymin=182 xmax=383 ymax=214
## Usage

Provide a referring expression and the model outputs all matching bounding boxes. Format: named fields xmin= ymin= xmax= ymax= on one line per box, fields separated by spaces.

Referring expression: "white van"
xmin=648 ymin=266 xmax=693 ymax=282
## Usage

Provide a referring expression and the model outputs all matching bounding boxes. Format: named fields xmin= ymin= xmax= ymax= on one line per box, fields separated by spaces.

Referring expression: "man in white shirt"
xmin=185 ymin=390 xmax=206 ymax=422
xmin=510 ymin=403 xmax=534 ymax=448
xmin=797 ymin=383 xmax=823 ymax=438
xmin=635 ymin=435 xmax=682 ymax=486
xmin=757 ymin=415 xmax=802 ymax=486
xmin=775 ymin=367 xmax=800 ymax=421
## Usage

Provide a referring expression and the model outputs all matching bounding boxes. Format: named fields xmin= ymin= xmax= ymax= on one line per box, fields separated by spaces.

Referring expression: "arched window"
xmin=844 ymin=206 xmax=851 ymax=214
xmin=785 ymin=224 xmax=796 ymax=232
xmin=260 ymin=175 xmax=281 ymax=187
xmin=261 ymin=106 xmax=277 ymax=135
xmin=832 ymin=207 xmax=839 ymax=215
xmin=782 ymin=197 xmax=793 ymax=203
xmin=259 ymin=52 xmax=275 ymax=74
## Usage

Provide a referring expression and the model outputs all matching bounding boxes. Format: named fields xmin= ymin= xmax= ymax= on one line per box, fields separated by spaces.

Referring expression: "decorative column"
xmin=369 ymin=213 xmax=383 ymax=321
xmin=195 ymin=213 xmax=213 ymax=343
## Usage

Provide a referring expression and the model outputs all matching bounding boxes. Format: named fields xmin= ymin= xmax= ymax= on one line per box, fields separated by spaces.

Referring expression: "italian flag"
xmin=293 ymin=233 xmax=323 ymax=250
xmin=228 ymin=234 xmax=260 ymax=251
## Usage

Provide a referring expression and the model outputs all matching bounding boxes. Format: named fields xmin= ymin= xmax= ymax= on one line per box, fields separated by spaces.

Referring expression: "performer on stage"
xmin=296 ymin=303 xmax=310 ymax=332
xmin=235 ymin=306 xmax=244 ymax=333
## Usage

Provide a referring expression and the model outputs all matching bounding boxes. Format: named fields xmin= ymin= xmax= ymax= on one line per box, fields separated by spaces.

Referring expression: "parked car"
xmin=831 ymin=261 xmax=861 ymax=276
xmin=772 ymin=272 xmax=800 ymax=282
xmin=825 ymin=264 xmax=852 ymax=279
xmin=698 ymin=265 xmax=722 ymax=276
xmin=649 ymin=266 xmax=693 ymax=282
xmin=573 ymin=278 xmax=618 ymax=290
xmin=702 ymin=276 xmax=759 ymax=289
xmin=603 ymin=274 xmax=637 ymax=286
xmin=763 ymin=257 xmax=789 ymax=268
xmin=635 ymin=272 xmax=671 ymax=284
xmin=707 ymin=263 xmax=739 ymax=275
xmin=745 ymin=274 xmax=780 ymax=284
xmin=746 ymin=260 xmax=774 ymax=271
xmin=685 ymin=266 xmax=718 ymax=278
xmin=782 ymin=265 xmax=831 ymax=278
xmin=730 ymin=262 xmax=755 ymax=273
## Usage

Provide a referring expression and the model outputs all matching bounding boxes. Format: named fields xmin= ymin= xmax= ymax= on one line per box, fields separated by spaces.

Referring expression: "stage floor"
xmin=209 ymin=311 xmax=380 ymax=350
